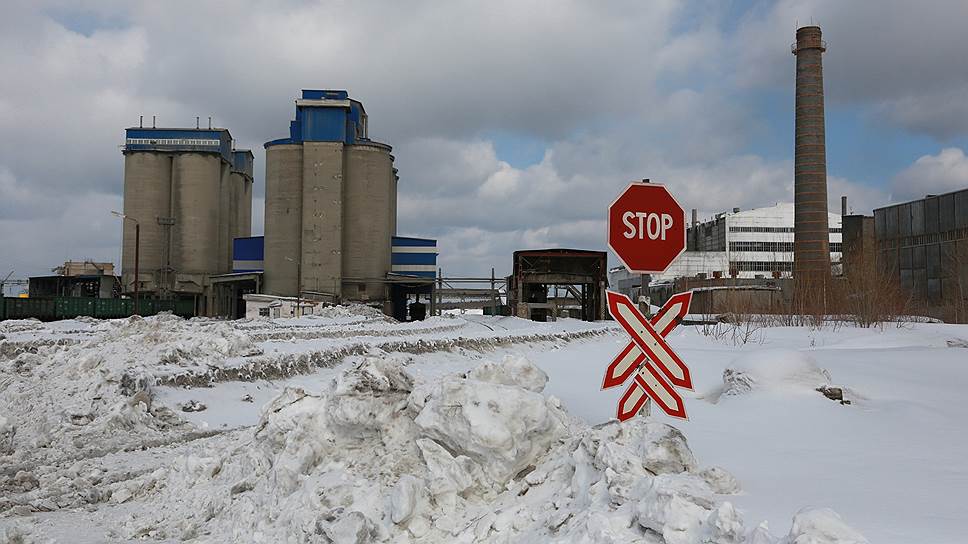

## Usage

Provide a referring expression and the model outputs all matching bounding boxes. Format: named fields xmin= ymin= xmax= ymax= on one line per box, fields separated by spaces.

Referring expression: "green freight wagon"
xmin=55 ymin=297 xmax=97 ymax=319
xmin=94 ymin=298 xmax=133 ymax=319
xmin=2 ymin=297 xmax=56 ymax=321
xmin=0 ymin=296 xmax=196 ymax=321
xmin=174 ymin=299 xmax=195 ymax=318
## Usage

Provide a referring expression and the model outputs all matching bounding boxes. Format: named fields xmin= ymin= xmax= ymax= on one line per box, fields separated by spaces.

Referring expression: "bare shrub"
xmin=696 ymin=289 xmax=765 ymax=346
xmin=837 ymin=247 xmax=912 ymax=328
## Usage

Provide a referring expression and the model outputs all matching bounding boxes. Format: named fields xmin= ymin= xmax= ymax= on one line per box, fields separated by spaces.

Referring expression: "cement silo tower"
xmin=792 ymin=25 xmax=831 ymax=281
xmin=120 ymin=126 xmax=252 ymax=313
xmin=263 ymin=90 xmax=396 ymax=304
xmin=228 ymin=150 xmax=255 ymax=268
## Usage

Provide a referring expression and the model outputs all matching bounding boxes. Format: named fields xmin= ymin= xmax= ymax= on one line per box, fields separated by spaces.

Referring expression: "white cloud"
xmin=0 ymin=1 xmax=959 ymax=282
xmin=396 ymin=136 xmax=888 ymax=275
xmin=732 ymin=0 xmax=968 ymax=139
xmin=891 ymin=148 xmax=968 ymax=202
xmin=828 ymin=175 xmax=889 ymax=216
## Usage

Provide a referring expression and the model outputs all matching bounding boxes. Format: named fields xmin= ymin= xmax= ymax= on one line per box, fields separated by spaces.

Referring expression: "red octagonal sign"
xmin=608 ymin=182 xmax=687 ymax=274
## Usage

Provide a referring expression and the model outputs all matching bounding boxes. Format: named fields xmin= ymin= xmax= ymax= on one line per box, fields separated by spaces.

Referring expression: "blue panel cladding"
xmin=392 ymin=237 xmax=437 ymax=247
xmin=298 ymin=106 xmax=347 ymax=142
xmin=233 ymin=236 xmax=264 ymax=261
xmin=218 ymin=131 xmax=232 ymax=161
xmin=392 ymin=252 xmax=437 ymax=266
xmin=391 ymin=236 xmax=437 ymax=277
xmin=232 ymin=150 xmax=254 ymax=176
xmin=266 ymin=90 xmax=377 ymax=147
xmin=125 ymin=128 xmax=233 ymax=162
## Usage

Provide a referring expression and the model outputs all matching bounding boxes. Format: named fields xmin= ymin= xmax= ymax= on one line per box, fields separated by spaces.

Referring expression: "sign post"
xmin=606 ymin=181 xmax=692 ymax=421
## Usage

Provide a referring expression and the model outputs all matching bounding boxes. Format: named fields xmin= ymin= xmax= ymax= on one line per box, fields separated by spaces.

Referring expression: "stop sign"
xmin=608 ymin=182 xmax=686 ymax=274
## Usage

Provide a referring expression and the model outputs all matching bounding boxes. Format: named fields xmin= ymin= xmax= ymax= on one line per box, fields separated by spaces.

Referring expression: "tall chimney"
xmin=792 ymin=25 xmax=830 ymax=280
xmin=841 ymin=195 xmax=848 ymax=216
xmin=691 ymin=208 xmax=698 ymax=227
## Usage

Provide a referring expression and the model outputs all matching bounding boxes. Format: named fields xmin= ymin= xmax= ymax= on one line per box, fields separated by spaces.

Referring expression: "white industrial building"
xmin=686 ymin=202 xmax=842 ymax=279
xmin=608 ymin=203 xmax=843 ymax=291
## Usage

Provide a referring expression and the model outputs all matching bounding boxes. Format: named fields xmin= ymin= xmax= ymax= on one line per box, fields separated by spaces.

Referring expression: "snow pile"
xmin=314 ymin=303 xmax=388 ymax=320
xmin=721 ymin=349 xmax=832 ymax=397
xmin=0 ymin=314 xmax=258 ymax=470
xmin=94 ymin=314 xmax=260 ymax=372
xmin=0 ymin=414 xmax=14 ymax=456
xmin=0 ymin=522 xmax=33 ymax=544
xmin=414 ymin=358 xmax=566 ymax=483
xmin=781 ymin=508 xmax=870 ymax=544
xmin=465 ymin=354 xmax=549 ymax=392
xmin=115 ymin=354 xmax=867 ymax=543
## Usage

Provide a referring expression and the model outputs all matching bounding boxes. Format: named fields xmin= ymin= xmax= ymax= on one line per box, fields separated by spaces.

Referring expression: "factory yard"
xmin=1 ymin=309 xmax=967 ymax=543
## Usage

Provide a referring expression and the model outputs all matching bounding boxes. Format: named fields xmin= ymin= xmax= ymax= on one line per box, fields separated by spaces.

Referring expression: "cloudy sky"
xmin=2 ymin=0 xmax=968 ymax=289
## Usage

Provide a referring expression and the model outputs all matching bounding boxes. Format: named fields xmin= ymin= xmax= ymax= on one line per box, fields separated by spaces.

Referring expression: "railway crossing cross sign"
xmin=605 ymin=181 xmax=692 ymax=421
xmin=603 ymin=291 xmax=693 ymax=420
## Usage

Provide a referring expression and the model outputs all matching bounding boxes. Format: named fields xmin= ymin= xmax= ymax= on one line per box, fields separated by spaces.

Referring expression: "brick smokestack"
xmin=792 ymin=25 xmax=831 ymax=280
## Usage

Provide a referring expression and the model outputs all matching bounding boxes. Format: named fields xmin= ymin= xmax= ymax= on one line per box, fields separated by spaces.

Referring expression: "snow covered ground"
xmin=1 ymin=307 xmax=966 ymax=542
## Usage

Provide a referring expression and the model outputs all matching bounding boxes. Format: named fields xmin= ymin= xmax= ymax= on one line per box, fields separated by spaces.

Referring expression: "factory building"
xmin=263 ymin=90 xmax=398 ymax=308
xmin=874 ymin=188 xmax=968 ymax=322
xmin=120 ymin=126 xmax=254 ymax=315
xmin=507 ymin=249 xmax=607 ymax=322
xmin=685 ymin=203 xmax=842 ymax=279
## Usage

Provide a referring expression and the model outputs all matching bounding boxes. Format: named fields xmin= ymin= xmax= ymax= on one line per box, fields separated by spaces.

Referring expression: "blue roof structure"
xmin=124 ymin=127 xmax=234 ymax=162
xmin=265 ymin=89 xmax=388 ymax=150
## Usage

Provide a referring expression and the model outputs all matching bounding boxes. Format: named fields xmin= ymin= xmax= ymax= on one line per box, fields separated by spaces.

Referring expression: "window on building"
xmin=729 ymin=241 xmax=795 ymax=252
xmin=729 ymin=226 xmax=795 ymax=233
xmin=729 ymin=261 xmax=794 ymax=272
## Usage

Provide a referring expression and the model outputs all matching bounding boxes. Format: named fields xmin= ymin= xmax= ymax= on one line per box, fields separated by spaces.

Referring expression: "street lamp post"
xmin=112 ymin=211 xmax=140 ymax=315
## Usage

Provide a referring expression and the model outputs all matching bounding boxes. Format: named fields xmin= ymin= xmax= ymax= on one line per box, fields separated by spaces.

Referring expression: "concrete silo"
xmin=263 ymin=144 xmax=304 ymax=295
xmin=300 ymin=141 xmax=345 ymax=298
xmin=172 ymin=153 xmax=223 ymax=276
xmin=121 ymin=152 xmax=172 ymax=294
xmin=262 ymin=90 xmax=398 ymax=305
xmin=231 ymin=150 xmax=255 ymax=241
xmin=121 ymin=127 xmax=252 ymax=310
xmin=344 ymin=143 xmax=394 ymax=300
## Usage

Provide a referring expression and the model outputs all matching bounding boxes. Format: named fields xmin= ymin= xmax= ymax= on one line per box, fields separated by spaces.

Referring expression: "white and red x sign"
xmin=603 ymin=290 xmax=693 ymax=421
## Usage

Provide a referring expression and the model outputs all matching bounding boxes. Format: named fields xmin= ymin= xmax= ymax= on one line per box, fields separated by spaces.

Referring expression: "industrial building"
xmin=29 ymin=261 xmax=118 ymax=299
xmin=262 ymin=90 xmax=400 ymax=310
xmin=120 ymin=125 xmax=254 ymax=315
xmin=507 ymin=249 xmax=607 ymax=321
xmin=874 ymin=188 xmax=968 ymax=321
xmin=841 ymin=211 xmax=875 ymax=277
xmin=684 ymin=203 xmax=842 ymax=279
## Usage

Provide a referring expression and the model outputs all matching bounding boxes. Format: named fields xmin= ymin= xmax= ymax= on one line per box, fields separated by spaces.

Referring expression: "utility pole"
xmin=112 ymin=211 xmax=140 ymax=315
